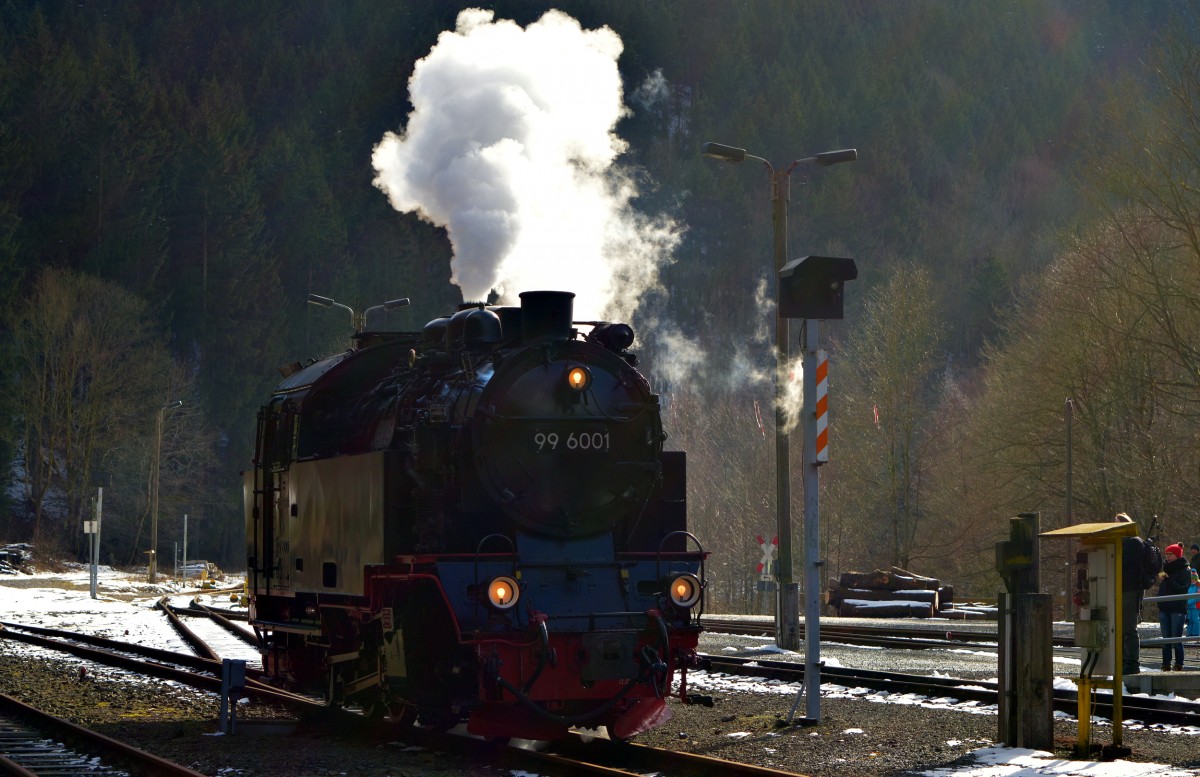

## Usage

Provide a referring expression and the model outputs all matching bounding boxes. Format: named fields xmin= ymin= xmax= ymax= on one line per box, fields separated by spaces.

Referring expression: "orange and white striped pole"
xmin=814 ymin=349 xmax=829 ymax=463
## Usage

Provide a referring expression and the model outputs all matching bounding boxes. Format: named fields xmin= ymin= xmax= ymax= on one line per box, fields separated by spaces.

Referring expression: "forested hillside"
xmin=2 ymin=1 xmax=1197 ymax=604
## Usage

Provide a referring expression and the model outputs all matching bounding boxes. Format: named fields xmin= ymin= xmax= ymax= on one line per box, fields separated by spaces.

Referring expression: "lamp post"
xmin=701 ymin=142 xmax=856 ymax=659
xmin=149 ymin=399 xmax=183 ymax=583
xmin=1065 ymin=397 xmax=1074 ymax=620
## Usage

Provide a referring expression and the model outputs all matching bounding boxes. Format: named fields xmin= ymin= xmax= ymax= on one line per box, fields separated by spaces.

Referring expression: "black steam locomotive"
xmin=245 ymin=290 xmax=708 ymax=740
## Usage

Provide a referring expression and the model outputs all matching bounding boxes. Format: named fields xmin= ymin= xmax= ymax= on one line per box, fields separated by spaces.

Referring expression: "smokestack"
xmin=519 ymin=291 xmax=574 ymax=343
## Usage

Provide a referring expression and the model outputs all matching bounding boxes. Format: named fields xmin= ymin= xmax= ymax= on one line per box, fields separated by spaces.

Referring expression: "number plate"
xmin=533 ymin=430 xmax=611 ymax=453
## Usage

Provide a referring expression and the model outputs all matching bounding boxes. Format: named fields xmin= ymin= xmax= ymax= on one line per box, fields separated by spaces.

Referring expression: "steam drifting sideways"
xmin=371 ymin=8 xmax=680 ymax=321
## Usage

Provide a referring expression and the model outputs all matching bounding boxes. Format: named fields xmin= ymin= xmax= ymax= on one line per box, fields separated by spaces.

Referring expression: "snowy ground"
xmin=0 ymin=561 xmax=260 ymax=665
xmin=1 ymin=562 xmax=1196 ymax=776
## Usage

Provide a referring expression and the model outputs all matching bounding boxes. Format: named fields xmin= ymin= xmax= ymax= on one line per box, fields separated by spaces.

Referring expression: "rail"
xmin=0 ymin=692 xmax=208 ymax=776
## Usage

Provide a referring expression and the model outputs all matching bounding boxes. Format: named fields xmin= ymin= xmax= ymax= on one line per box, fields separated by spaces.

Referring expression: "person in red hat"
xmin=1157 ymin=543 xmax=1191 ymax=671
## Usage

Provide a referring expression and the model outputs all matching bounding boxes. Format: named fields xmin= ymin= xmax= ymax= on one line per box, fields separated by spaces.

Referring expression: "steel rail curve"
xmin=0 ymin=691 xmax=207 ymax=776
xmin=155 ymin=596 xmax=220 ymax=661
xmin=170 ymin=601 xmax=258 ymax=645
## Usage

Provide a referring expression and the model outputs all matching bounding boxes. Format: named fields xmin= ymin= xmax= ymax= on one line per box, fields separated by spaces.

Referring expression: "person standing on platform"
xmin=1185 ymin=564 xmax=1200 ymax=642
xmin=1157 ymin=543 xmax=1190 ymax=671
xmin=1190 ymin=544 xmax=1200 ymax=571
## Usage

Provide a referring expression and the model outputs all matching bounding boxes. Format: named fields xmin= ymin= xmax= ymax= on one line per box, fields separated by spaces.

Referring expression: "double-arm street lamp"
xmin=703 ymin=141 xmax=856 ymax=719
xmin=307 ymin=294 xmax=411 ymax=334
xmin=149 ymin=399 xmax=183 ymax=583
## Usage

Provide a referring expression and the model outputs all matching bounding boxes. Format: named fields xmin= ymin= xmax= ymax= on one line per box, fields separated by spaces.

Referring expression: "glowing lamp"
xmin=668 ymin=573 xmax=702 ymax=609
xmin=487 ymin=576 xmax=520 ymax=610
xmin=566 ymin=366 xmax=591 ymax=392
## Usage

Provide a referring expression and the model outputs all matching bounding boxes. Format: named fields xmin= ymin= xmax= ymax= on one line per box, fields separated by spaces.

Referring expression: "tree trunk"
xmin=839 ymin=569 xmax=941 ymax=592
xmin=838 ymin=599 xmax=935 ymax=618
xmin=832 ymin=586 xmax=939 ymax=607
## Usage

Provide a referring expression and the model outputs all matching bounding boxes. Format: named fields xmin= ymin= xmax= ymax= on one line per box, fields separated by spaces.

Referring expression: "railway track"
xmin=0 ymin=620 xmax=314 ymax=708
xmin=703 ymin=615 xmax=1078 ymax=650
xmin=700 ymin=653 xmax=1200 ymax=728
xmin=4 ymin=610 xmax=1191 ymax=776
xmin=0 ymin=691 xmax=206 ymax=776
xmin=1 ymin=617 xmax=809 ymax=777
xmin=394 ymin=717 xmax=811 ymax=777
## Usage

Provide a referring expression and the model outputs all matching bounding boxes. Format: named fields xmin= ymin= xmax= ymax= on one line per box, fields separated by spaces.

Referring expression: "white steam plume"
xmin=372 ymin=8 xmax=679 ymax=320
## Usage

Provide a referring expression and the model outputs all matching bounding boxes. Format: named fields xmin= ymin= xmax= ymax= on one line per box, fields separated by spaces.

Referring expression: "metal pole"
xmin=150 ymin=400 xmax=182 ymax=584
xmin=90 ymin=487 xmax=102 ymax=599
xmin=1065 ymin=398 xmax=1074 ymax=620
xmin=802 ymin=318 xmax=822 ymax=719
xmin=771 ymin=167 xmax=800 ymax=651
xmin=150 ymin=406 xmax=163 ymax=583
xmin=89 ymin=496 xmax=96 ymax=599
xmin=183 ymin=513 xmax=188 ymax=585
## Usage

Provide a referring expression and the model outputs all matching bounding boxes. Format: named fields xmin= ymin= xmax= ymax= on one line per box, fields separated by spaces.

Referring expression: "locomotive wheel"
xmin=323 ymin=666 xmax=345 ymax=708
xmin=417 ymin=705 xmax=460 ymax=731
xmin=360 ymin=695 xmax=386 ymax=721
xmin=361 ymin=694 xmax=416 ymax=726
xmin=388 ymin=703 xmax=418 ymax=726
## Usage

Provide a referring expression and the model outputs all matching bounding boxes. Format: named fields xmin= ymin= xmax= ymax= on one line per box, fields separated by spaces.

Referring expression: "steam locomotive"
xmin=244 ymin=290 xmax=708 ymax=740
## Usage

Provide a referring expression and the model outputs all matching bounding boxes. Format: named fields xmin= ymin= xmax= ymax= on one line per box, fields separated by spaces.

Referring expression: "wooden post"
xmin=995 ymin=513 xmax=1053 ymax=750
xmin=1015 ymin=592 xmax=1054 ymax=748
xmin=997 ymin=591 xmax=1013 ymax=743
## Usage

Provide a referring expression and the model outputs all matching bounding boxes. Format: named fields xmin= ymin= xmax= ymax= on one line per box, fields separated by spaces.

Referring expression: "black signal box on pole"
xmin=778 ymin=256 xmax=858 ymax=320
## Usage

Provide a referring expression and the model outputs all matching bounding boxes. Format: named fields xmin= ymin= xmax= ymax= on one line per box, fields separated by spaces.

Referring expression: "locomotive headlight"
xmin=668 ymin=573 xmax=703 ymax=609
xmin=487 ymin=575 xmax=520 ymax=610
xmin=566 ymin=365 xmax=591 ymax=392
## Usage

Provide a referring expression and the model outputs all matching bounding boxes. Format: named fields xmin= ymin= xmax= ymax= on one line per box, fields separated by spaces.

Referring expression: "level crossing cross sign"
xmin=755 ymin=535 xmax=778 ymax=581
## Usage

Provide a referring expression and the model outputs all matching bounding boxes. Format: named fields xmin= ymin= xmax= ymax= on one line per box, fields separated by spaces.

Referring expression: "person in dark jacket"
xmin=1157 ymin=543 xmax=1191 ymax=671
xmin=1190 ymin=543 xmax=1200 ymax=571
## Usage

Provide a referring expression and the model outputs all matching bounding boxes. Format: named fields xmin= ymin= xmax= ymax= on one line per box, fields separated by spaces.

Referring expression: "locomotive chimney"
xmin=519 ymin=291 xmax=575 ymax=343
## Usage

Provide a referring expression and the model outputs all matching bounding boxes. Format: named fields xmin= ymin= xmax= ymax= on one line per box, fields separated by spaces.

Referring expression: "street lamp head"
xmin=813 ymin=148 xmax=857 ymax=166
xmin=383 ymin=297 xmax=411 ymax=311
xmin=163 ymin=399 xmax=183 ymax=411
xmin=701 ymin=142 xmax=747 ymax=163
xmin=307 ymin=293 xmax=335 ymax=308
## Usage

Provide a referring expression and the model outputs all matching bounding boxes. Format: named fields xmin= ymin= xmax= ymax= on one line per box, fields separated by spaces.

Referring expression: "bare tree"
xmin=1082 ymin=33 xmax=1200 ymax=413
xmin=661 ymin=385 xmax=775 ymax=613
xmin=830 ymin=264 xmax=943 ymax=570
xmin=6 ymin=268 xmax=169 ymax=555
xmin=946 ymin=32 xmax=1200 ymax=591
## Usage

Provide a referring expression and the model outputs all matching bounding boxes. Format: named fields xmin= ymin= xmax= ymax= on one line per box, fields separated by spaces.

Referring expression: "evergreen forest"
xmin=3 ymin=1 xmax=1200 ymax=606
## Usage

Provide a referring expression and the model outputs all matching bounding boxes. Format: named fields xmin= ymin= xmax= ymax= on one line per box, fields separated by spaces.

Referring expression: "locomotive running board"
xmin=250 ymin=618 xmax=323 ymax=635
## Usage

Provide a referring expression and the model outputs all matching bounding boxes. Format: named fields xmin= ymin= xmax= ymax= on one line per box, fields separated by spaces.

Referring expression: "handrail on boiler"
xmin=656 ymin=531 xmax=707 ymax=621
xmin=472 ymin=533 xmax=519 ymax=626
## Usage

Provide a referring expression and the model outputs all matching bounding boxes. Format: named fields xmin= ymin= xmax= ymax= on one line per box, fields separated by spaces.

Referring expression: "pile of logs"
xmin=826 ymin=567 xmax=994 ymax=620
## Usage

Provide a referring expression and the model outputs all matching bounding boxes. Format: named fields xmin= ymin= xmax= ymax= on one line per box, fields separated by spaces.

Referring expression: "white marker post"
xmin=85 ymin=487 xmax=102 ymax=599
